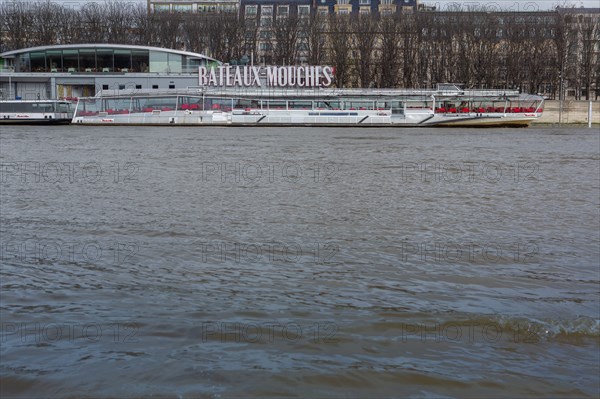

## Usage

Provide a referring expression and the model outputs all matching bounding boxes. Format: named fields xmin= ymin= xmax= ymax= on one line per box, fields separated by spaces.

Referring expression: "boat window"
xmin=344 ymin=100 xmax=373 ymax=110
xmin=233 ymin=99 xmax=254 ymax=109
xmin=63 ymin=50 xmax=79 ymax=72
xmin=204 ymin=97 xmax=233 ymax=111
xmin=132 ymin=50 xmax=149 ymax=73
xmin=47 ymin=50 xmax=63 ymax=72
xmin=149 ymin=51 xmax=169 ymax=73
xmin=30 ymin=52 xmax=45 ymax=72
xmin=288 ymin=101 xmax=312 ymax=109
xmin=56 ymin=102 xmax=73 ymax=113
xmin=102 ymin=98 xmax=132 ymax=113
xmin=390 ymin=101 xmax=404 ymax=115
xmin=97 ymin=49 xmax=114 ymax=72
xmin=168 ymin=53 xmax=182 ymax=74
xmin=184 ymin=57 xmax=202 ymax=74
xmin=1 ymin=102 xmax=54 ymax=113
xmin=178 ymin=96 xmax=203 ymax=110
xmin=266 ymin=100 xmax=287 ymax=110
xmin=79 ymin=49 xmax=96 ymax=72
xmin=315 ymin=100 xmax=340 ymax=110
xmin=75 ymin=99 xmax=103 ymax=116
xmin=16 ymin=53 xmax=30 ymax=72
xmin=114 ymin=50 xmax=132 ymax=72
xmin=375 ymin=101 xmax=388 ymax=110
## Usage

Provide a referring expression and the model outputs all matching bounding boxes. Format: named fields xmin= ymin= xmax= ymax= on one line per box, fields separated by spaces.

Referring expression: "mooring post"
xmin=589 ymin=100 xmax=593 ymax=129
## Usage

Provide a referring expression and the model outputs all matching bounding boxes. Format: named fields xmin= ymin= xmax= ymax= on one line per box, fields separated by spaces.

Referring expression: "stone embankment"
xmin=534 ymin=100 xmax=600 ymax=125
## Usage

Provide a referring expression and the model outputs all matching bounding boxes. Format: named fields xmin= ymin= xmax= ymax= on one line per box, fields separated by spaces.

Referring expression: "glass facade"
xmin=9 ymin=47 xmax=210 ymax=74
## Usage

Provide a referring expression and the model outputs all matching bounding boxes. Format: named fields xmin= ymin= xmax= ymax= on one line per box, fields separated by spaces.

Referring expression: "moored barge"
xmin=72 ymin=85 xmax=544 ymax=127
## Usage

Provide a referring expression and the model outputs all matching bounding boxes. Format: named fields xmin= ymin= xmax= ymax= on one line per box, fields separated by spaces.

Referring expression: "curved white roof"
xmin=0 ymin=43 xmax=221 ymax=63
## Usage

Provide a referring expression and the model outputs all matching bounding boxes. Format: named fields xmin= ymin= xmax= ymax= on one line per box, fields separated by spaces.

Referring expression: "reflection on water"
xmin=1 ymin=126 xmax=599 ymax=397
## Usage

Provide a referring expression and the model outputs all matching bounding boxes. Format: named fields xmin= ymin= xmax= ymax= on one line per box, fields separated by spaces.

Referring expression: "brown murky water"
xmin=1 ymin=125 xmax=598 ymax=398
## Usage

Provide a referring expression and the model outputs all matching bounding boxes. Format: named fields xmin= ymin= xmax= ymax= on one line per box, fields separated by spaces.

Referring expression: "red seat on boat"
xmin=143 ymin=108 xmax=153 ymax=112
xmin=181 ymin=104 xmax=190 ymax=110
xmin=449 ymin=108 xmax=457 ymax=113
xmin=190 ymin=104 xmax=200 ymax=110
xmin=436 ymin=108 xmax=446 ymax=113
xmin=495 ymin=107 xmax=505 ymax=113
xmin=461 ymin=108 xmax=470 ymax=113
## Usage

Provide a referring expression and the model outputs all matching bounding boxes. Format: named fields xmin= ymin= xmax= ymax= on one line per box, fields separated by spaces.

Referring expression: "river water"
xmin=0 ymin=125 xmax=598 ymax=398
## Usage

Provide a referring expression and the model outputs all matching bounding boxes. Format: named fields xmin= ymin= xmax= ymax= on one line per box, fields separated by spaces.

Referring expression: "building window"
xmin=298 ymin=5 xmax=310 ymax=15
xmin=153 ymin=5 xmax=170 ymax=13
xmin=277 ymin=5 xmax=289 ymax=17
xmin=173 ymin=4 xmax=192 ymax=13
xmin=360 ymin=0 xmax=371 ymax=4
xmin=136 ymin=85 xmax=142 ymax=89
xmin=169 ymin=84 xmax=175 ymax=89
xmin=246 ymin=5 xmax=258 ymax=16
xmin=152 ymin=85 xmax=159 ymax=89
xmin=118 ymin=84 xmax=125 ymax=90
xmin=337 ymin=0 xmax=350 ymax=4
xmin=198 ymin=5 xmax=218 ymax=13
xmin=261 ymin=5 xmax=273 ymax=15
xmin=381 ymin=0 xmax=393 ymax=4
xmin=102 ymin=84 xmax=109 ymax=90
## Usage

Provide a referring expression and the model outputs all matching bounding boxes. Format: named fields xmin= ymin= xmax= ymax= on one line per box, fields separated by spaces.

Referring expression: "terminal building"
xmin=0 ymin=44 xmax=220 ymax=100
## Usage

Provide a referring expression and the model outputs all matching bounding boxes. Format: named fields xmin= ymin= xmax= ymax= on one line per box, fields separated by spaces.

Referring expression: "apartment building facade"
xmin=147 ymin=0 xmax=420 ymax=15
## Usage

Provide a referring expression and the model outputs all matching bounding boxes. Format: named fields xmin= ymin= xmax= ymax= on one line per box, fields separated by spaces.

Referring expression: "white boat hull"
xmin=73 ymin=109 xmax=539 ymax=127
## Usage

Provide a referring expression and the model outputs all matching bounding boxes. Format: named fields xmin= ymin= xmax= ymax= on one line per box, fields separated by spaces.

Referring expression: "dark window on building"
xmin=169 ymin=84 xmax=175 ymax=89
xmin=136 ymin=85 xmax=142 ymax=89
xmin=152 ymin=85 xmax=159 ymax=89
xmin=119 ymin=85 xmax=125 ymax=90
xmin=102 ymin=84 xmax=109 ymax=90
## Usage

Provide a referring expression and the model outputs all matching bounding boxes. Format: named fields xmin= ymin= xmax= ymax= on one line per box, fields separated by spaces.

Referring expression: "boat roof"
xmin=89 ymin=87 xmax=529 ymax=99
xmin=0 ymin=44 xmax=220 ymax=63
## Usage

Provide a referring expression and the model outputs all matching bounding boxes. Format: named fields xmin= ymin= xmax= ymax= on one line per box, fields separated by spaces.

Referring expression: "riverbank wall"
xmin=534 ymin=100 xmax=600 ymax=125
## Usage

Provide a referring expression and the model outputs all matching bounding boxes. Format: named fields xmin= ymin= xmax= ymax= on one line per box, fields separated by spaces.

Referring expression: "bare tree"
xmin=79 ymin=2 xmax=108 ymax=43
xmin=351 ymin=15 xmax=377 ymax=88
xmin=29 ymin=1 xmax=64 ymax=46
xmin=0 ymin=1 xmax=34 ymax=51
xmin=130 ymin=4 xmax=155 ymax=46
xmin=153 ymin=12 xmax=181 ymax=50
xmin=181 ymin=14 xmax=207 ymax=54
xmin=301 ymin=13 xmax=327 ymax=66
xmin=271 ymin=13 xmax=300 ymax=65
xmin=104 ymin=0 xmax=135 ymax=44
xmin=326 ymin=15 xmax=352 ymax=87
xmin=578 ymin=14 xmax=599 ymax=100
xmin=377 ymin=15 xmax=402 ymax=88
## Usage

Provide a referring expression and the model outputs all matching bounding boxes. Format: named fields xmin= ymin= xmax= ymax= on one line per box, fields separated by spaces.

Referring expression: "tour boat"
xmin=71 ymin=85 xmax=544 ymax=127
xmin=1 ymin=99 xmax=75 ymax=124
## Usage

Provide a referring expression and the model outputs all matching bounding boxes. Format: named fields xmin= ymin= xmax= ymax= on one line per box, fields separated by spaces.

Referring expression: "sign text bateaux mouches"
xmin=199 ymin=66 xmax=334 ymax=88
